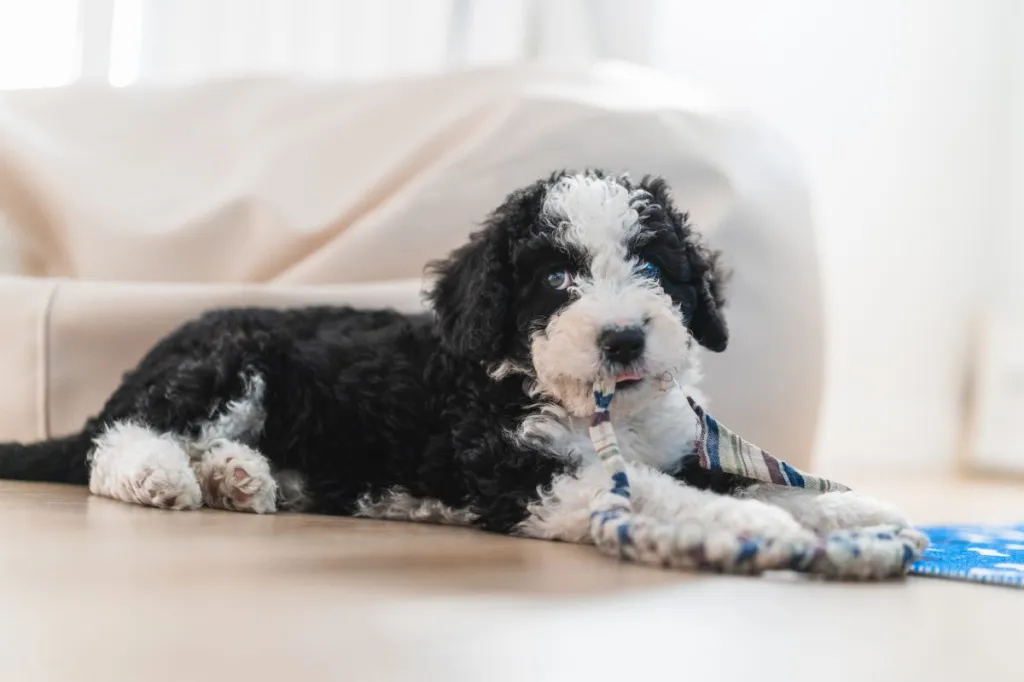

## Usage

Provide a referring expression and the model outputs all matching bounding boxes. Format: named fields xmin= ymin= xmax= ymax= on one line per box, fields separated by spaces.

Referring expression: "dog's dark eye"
xmin=637 ymin=261 xmax=661 ymax=280
xmin=545 ymin=270 xmax=573 ymax=290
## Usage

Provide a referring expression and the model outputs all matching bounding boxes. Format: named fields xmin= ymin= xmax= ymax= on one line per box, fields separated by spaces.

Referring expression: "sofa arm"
xmin=0 ymin=277 xmax=58 ymax=441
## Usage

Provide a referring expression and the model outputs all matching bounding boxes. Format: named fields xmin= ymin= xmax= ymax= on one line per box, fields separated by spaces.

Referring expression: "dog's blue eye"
xmin=637 ymin=261 xmax=660 ymax=279
xmin=545 ymin=270 xmax=572 ymax=290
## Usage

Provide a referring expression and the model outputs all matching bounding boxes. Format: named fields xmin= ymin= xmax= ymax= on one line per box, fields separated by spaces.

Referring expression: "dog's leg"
xmin=517 ymin=460 xmax=815 ymax=544
xmin=191 ymin=439 xmax=278 ymax=514
xmin=88 ymin=421 xmax=203 ymax=510
xmin=738 ymin=484 xmax=929 ymax=549
xmin=739 ymin=484 xmax=910 ymax=532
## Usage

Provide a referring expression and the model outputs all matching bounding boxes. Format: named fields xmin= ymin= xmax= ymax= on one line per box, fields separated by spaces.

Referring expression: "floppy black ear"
xmin=687 ymin=244 xmax=730 ymax=352
xmin=639 ymin=175 xmax=730 ymax=352
xmin=427 ymin=182 xmax=548 ymax=362
xmin=426 ymin=224 xmax=513 ymax=362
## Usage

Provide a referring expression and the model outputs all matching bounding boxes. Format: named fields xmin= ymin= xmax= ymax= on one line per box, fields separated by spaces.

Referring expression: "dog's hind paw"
xmin=194 ymin=440 xmax=278 ymax=514
xmin=131 ymin=465 xmax=203 ymax=510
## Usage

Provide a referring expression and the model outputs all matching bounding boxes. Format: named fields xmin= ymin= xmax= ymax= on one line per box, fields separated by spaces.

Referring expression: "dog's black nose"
xmin=599 ymin=327 xmax=646 ymax=365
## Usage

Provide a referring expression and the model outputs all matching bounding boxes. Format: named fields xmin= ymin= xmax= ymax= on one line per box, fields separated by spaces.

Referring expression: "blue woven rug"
xmin=910 ymin=524 xmax=1024 ymax=587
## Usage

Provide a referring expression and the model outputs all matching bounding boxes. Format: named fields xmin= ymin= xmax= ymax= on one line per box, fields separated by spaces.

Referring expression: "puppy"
xmin=0 ymin=170 xmax=912 ymax=547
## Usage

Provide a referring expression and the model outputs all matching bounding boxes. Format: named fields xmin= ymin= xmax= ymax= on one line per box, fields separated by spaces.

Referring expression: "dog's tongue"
xmin=596 ymin=372 xmax=643 ymax=396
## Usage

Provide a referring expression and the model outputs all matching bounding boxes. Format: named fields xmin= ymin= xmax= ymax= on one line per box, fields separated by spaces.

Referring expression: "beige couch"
xmin=0 ymin=64 xmax=823 ymax=468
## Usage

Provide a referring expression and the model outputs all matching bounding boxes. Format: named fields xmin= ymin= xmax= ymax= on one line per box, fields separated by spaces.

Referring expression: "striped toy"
xmin=587 ymin=378 xmax=924 ymax=579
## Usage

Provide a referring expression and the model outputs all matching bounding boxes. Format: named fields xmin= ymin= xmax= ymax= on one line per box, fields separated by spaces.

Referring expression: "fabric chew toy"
xmin=587 ymin=378 xmax=925 ymax=580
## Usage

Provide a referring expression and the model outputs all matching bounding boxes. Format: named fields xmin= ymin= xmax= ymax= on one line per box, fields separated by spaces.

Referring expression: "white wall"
xmin=650 ymin=0 xmax=1011 ymax=474
xmin=998 ymin=1 xmax=1024 ymax=306
xmin=967 ymin=1 xmax=1024 ymax=474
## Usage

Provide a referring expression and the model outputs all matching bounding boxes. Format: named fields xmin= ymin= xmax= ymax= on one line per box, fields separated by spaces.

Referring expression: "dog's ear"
xmin=426 ymin=183 xmax=545 ymax=362
xmin=687 ymin=244 xmax=730 ymax=352
xmin=639 ymin=175 xmax=730 ymax=352
xmin=426 ymin=227 xmax=512 ymax=362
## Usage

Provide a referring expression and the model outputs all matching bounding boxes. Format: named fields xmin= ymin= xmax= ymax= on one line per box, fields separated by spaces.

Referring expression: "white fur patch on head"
xmin=542 ymin=173 xmax=648 ymax=262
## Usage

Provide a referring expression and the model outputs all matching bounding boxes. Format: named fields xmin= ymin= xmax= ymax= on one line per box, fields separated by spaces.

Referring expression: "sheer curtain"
xmin=0 ymin=0 xmax=654 ymax=88
xmin=969 ymin=0 xmax=1024 ymax=474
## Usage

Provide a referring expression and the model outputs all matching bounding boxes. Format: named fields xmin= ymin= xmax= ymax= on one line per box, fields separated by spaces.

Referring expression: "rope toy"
xmin=587 ymin=378 xmax=926 ymax=580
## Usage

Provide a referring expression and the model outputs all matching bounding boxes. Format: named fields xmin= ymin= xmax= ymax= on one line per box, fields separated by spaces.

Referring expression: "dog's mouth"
xmin=613 ymin=370 xmax=645 ymax=390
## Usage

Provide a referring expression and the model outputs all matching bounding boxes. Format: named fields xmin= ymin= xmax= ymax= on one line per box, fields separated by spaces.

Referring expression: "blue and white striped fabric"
xmin=688 ymin=397 xmax=849 ymax=493
xmin=911 ymin=524 xmax=1024 ymax=587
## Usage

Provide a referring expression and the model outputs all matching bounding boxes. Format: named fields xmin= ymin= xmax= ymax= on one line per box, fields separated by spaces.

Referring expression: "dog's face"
xmin=428 ymin=171 xmax=728 ymax=417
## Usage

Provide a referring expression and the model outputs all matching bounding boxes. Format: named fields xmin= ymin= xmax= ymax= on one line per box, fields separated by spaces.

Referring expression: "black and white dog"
xmin=0 ymin=171 xmax=911 ymax=545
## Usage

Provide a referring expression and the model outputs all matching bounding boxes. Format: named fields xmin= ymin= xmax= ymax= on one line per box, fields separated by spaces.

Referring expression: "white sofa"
xmin=0 ymin=63 xmax=823 ymax=468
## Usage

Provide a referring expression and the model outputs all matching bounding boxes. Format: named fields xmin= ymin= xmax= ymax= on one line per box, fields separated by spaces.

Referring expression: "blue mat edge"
xmin=908 ymin=523 xmax=1024 ymax=587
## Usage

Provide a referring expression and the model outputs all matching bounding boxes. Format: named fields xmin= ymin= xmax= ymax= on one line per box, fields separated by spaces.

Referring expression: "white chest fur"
xmin=515 ymin=385 xmax=702 ymax=473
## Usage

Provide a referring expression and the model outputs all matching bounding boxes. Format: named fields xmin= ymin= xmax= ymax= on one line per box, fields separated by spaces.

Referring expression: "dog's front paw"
xmin=812 ymin=525 xmax=926 ymax=580
xmin=705 ymin=497 xmax=815 ymax=543
xmin=894 ymin=525 xmax=930 ymax=553
xmin=130 ymin=465 xmax=203 ymax=510
xmin=801 ymin=491 xmax=913 ymax=534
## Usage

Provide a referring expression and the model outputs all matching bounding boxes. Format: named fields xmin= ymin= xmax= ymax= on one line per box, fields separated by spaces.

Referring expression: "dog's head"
xmin=427 ymin=171 xmax=729 ymax=416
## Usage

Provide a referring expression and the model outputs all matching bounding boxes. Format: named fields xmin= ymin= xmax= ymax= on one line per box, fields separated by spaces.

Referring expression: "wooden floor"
xmin=0 ymin=477 xmax=1021 ymax=682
